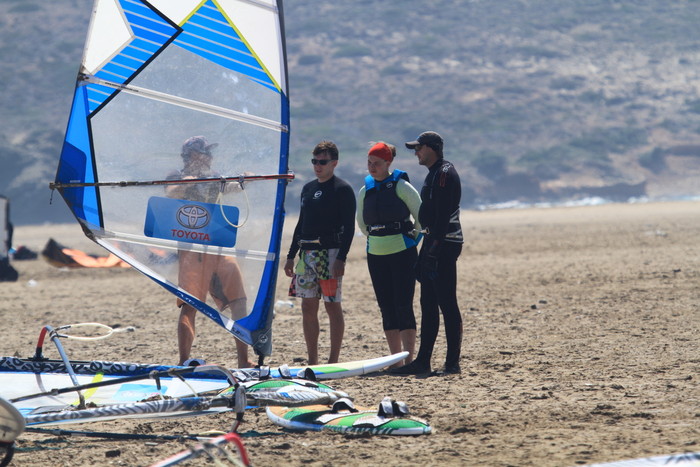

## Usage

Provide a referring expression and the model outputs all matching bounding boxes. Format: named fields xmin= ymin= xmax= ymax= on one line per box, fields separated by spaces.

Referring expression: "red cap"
xmin=368 ymin=142 xmax=393 ymax=162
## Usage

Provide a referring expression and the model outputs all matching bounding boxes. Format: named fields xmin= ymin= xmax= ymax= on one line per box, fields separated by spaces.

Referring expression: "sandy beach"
xmin=2 ymin=201 xmax=699 ymax=466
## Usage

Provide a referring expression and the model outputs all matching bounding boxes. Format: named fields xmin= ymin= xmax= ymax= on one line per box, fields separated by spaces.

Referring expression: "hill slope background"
xmin=1 ymin=0 xmax=700 ymax=224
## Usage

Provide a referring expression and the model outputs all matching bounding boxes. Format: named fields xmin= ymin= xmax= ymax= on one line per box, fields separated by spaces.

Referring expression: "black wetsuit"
xmin=287 ymin=175 xmax=356 ymax=261
xmin=416 ymin=158 xmax=464 ymax=369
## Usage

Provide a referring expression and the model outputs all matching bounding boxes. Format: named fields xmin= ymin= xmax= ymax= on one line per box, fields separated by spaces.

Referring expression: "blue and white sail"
xmin=53 ymin=0 xmax=290 ymax=357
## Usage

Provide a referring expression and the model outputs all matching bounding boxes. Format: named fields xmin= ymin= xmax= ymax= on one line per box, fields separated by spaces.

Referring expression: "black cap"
xmin=405 ymin=131 xmax=443 ymax=151
xmin=181 ymin=136 xmax=218 ymax=157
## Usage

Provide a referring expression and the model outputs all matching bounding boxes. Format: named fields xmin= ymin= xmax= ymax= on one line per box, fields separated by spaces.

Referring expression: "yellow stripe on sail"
xmin=71 ymin=372 xmax=104 ymax=406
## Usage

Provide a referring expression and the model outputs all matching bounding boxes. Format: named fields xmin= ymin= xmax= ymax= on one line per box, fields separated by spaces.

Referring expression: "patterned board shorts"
xmin=288 ymin=248 xmax=342 ymax=302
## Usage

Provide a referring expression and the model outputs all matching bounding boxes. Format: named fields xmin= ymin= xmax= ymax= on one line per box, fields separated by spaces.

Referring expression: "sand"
xmin=2 ymin=201 xmax=699 ymax=466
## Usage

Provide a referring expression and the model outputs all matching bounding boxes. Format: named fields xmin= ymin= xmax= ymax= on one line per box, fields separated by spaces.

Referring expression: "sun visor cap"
xmin=181 ymin=136 xmax=218 ymax=157
xmin=405 ymin=131 xmax=443 ymax=151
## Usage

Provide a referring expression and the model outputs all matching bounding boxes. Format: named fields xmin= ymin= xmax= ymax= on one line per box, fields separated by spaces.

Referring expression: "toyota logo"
xmin=177 ymin=205 xmax=210 ymax=229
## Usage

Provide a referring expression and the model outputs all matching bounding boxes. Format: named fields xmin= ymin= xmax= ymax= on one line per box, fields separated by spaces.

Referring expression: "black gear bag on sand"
xmin=0 ymin=196 xmax=18 ymax=282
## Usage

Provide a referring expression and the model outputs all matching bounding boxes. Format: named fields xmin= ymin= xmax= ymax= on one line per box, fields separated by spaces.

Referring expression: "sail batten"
xmin=82 ymin=74 xmax=288 ymax=131
xmin=95 ymin=230 xmax=277 ymax=262
xmin=55 ymin=0 xmax=290 ymax=358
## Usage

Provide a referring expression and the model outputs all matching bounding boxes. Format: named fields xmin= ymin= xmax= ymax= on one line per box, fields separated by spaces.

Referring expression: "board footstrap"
xmin=377 ymin=397 xmax=410 ymax=417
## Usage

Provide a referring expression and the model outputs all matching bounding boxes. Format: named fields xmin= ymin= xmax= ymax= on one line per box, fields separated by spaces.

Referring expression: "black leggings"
xmin=367 ymin=246 xmax=418 ymax=331
xmin=416 ymin=242 xmax=463 ymax=366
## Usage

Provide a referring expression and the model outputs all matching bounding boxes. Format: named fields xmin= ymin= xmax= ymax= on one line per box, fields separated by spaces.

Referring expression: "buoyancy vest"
xmin=362 ymin=170 xmax=413 ymax=236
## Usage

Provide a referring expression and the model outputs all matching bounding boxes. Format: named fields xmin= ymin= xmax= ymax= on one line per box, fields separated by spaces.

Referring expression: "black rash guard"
xmin=419 ymin=158 xmax=463 ymax=249
xmin=287 ymin=175 xmax=356 ymax=261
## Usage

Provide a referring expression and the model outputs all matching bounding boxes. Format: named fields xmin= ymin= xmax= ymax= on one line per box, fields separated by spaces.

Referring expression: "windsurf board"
xmin=266 ymin=399 xmax=432 ymax=436
xmin=225 ymin=379 xmax=349 ymax=407
xmin=584 ymin=452 xmax=700 ymax=466
xmin=0 ymin=351 xmax=407 ymax=383
xmin=279 ymin=351 xmax=408 ymax=380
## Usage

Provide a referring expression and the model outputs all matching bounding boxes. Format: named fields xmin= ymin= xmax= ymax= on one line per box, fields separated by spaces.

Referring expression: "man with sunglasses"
xmin=284 ymin=141 xmax=356 ymax=365
xmin=390 ymin=131 xmax=463 ymax=376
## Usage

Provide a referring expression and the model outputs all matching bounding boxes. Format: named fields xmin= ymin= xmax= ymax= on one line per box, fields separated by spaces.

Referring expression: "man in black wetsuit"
xmin=283 ymin=141 xmax=356 ymax=365
xmin=391 ymin=131 xmax=464 ymax=376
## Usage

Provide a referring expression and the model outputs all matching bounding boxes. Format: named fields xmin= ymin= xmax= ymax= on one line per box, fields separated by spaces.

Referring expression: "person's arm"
xmin=223 ymin=171 xmax=253 ymax=194
xmin=397 ymin=179 xmax=422 ymax=236
xmin=329 ymin=183 xmax=356 ymax=278
xmin=287 ymin=212 xmax=302 ymax=260
xmin=283 ymin=184 xmax=306 ymax=277
xmin=336 ymin=184 xmax=356 ymax=262
xmin=284 ymin=214 xmax=302 ymax=278
xmin=164 ymin=171 xmax=188 ymax=198
xmin=356 ymin=187 xmax=368 ymax=237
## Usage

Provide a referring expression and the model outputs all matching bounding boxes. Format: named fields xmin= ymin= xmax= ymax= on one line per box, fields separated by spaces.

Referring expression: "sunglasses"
xmin=311 ymin=158 xmax=332 ymax=166
xmin=413 ymin=144 xmax=423 ymax=151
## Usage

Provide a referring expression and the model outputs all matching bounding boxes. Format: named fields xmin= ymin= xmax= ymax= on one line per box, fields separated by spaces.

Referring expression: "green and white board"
xmin=266 ymin=399 xmax=432 ymax=436
xmin=225 ymin=379 xmax=349 ymax=407
xmin=283 ymin=351 xmax=408 ymax=380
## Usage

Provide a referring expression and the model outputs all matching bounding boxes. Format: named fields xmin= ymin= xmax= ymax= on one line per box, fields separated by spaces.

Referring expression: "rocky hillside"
xmin=2 ymin=0 xmax=700 ymax=224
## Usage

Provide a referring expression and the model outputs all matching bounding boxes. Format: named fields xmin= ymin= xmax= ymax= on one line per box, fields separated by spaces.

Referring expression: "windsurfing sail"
xmin=52 ymin=0 xmax=291 ymax=357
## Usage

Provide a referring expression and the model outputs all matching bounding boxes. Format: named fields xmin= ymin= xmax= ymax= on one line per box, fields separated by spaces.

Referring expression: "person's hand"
xmin=416 ymin=245 xmax=438 ymax=282
xmin=224 ymin=172 xmax=253 ymax=194
xmin=283 ymin=258 xmax=295 ymax=277
xmin=331 ymin=259 xmax=345 ymax=278
xmin=420 ymin=253 xmax=438 ymax=279
xmin=165 ymin=175 xmax=196 ymax=197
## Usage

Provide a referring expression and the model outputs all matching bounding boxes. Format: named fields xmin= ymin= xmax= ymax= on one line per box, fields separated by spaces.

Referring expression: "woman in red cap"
xmin=356 ymin=142 xmax=422 ymax=367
